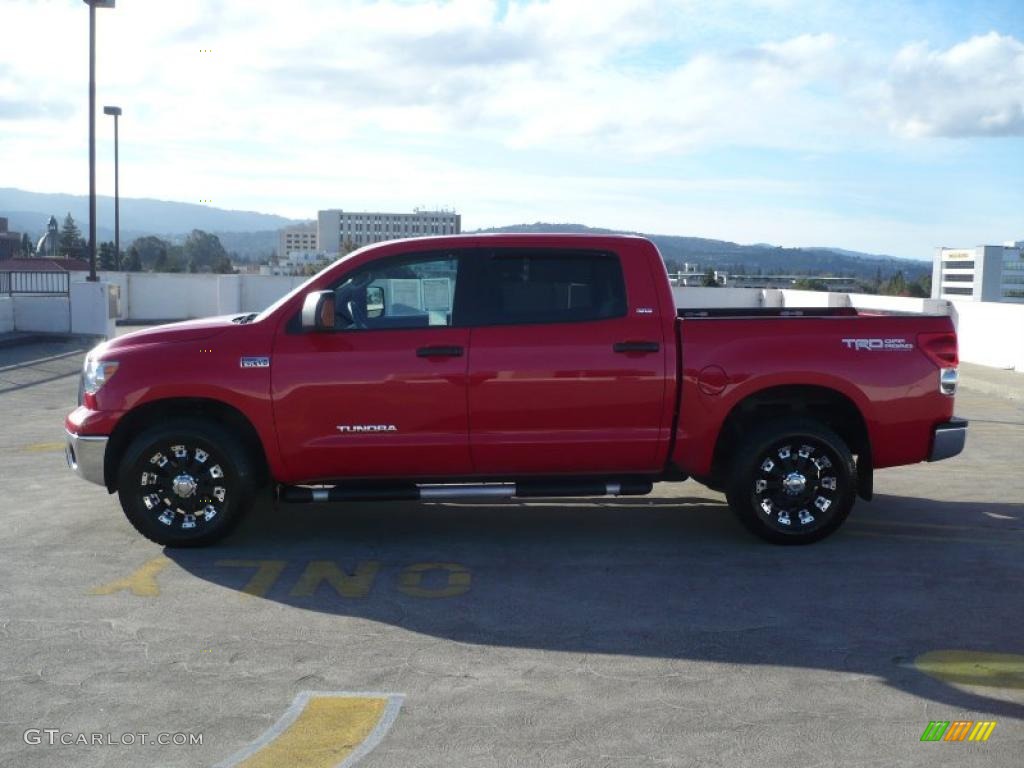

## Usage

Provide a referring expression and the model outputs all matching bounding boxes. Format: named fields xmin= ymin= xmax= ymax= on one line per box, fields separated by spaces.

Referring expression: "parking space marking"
xmin=290 ymin=561 xmax=380 ymax=598
xmin=915 ymin=650 xmax=1024 ymax=690
xmin=21 ymin=441 xmax=66 ymax=453
xmin=215 ymin=691 xmax=404 ymax=768
xmin=88 ymin=558 xmax=474 ymax=600
xmin=89 ymin=556 xmax=171 ymax=597
xmin=216 ymin=560 xmax=288 ymax=597
xmin=397 ymin=562 xmax=472 ymax=598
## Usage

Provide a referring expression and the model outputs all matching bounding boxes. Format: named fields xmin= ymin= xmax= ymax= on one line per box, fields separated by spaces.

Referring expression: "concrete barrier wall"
xmin=240 ymin=275 xmax=306 ymax=313
xmin=81 ymin=272 xmax=309 ymax=321
xmin=13 ymin=295 xmax=71 ymax=333
xmin=0 ymin=297 xmax=13 ymax=333
xmin=122 ymin=273 xmax=221 ymax=321
xmin=950 ymin=300 xmax=1024 ymax=371
xmin=672 ymin=286 xmax=763 ymax=309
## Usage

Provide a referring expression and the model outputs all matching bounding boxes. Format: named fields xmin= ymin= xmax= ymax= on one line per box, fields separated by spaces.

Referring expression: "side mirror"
xmin=301 ymin=290 xmax=335 ymax=331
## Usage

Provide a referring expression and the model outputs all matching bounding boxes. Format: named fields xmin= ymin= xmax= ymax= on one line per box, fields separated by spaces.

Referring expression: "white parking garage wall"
xmin=86 ymin=272 xmax=310 ymax=321
xmin=12 ymin=295 xmax=71 ymax=333
xmin=0 ymin=297 xmax=13 ymax=333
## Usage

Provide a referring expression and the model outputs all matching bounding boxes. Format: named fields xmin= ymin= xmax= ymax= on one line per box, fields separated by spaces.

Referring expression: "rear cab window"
xmin=472 ymin=249 xmax=627 ymax=326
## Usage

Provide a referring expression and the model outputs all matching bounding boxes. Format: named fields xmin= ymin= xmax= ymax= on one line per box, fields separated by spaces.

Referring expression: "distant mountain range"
xmin=1 ymin=188 xmax=929 ymax=279
xmin=0 ymin=187 xmax=301 ymax=259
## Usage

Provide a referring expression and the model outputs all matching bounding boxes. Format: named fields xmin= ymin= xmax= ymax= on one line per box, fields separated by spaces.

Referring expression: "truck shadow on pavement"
xmin=166 ymin=491 xmax=1024 ymax=720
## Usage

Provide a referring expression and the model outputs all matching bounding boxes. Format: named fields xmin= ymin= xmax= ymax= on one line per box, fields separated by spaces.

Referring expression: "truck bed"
xmin=677 ymin=306 xmax=950 ymax=319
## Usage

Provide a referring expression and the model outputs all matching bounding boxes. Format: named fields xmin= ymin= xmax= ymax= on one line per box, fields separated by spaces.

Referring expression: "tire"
xmin=116 ymin=420 xmax=255 ymax=547
xmin=725 ymin=417 xmax=856 ymax=545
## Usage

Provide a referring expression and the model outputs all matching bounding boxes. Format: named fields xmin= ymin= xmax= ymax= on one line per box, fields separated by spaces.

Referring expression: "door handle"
xmin=417 ymin=345 xmax=464 ymax=358
xmin=613 ymin=341 xmax=660 ymax=353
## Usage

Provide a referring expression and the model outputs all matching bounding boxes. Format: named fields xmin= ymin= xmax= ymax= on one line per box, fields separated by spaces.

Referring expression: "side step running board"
xmin=280 ymin=479 xmax=654 ymax=504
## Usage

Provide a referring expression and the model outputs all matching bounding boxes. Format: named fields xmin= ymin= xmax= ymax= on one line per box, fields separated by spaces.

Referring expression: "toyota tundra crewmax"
xmin=65 ymin=234 xmax=967 ymax=546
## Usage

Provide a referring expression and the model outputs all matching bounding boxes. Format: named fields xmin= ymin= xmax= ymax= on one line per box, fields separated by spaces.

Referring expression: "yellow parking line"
xmin=915 ymin=650 xmax=1024 ymax=690
xmin=89 ymin=556 xmax=171 ymax=597
xmin=22 ymin=441 xmax=66 ymax=453
xmin=217 ymin=692 xmax=403 ymax=768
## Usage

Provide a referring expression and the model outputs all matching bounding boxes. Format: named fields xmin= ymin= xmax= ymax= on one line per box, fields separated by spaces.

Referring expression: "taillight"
xmin=918 ymin=332 xmax=958 ymax=368
xmin=919 ymin=332 xmax=959 ymax=396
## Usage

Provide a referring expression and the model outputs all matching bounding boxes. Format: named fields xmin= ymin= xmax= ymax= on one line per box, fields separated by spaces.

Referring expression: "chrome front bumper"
xmin=65 ymin=429 xmax=108 ymax=487
xmin=928 ymin=418 xmax=968 ymax=462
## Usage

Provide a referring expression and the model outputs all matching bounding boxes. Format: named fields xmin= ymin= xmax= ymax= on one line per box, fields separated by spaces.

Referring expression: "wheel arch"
xmin=104 ymin=397 xmax=270 ymax=492
xmin=710 ymin=384 xmax=873 ymax=499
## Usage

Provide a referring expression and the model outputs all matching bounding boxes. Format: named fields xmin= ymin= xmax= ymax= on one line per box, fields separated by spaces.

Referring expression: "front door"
xmin=272 ymin=250 xmax=472 ymax=481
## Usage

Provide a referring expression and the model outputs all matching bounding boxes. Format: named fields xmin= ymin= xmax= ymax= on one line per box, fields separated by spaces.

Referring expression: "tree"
xmin=881 ymin=270 xmax=907 ymax=296
xmin=793 ymin=278 xmax=828 ymax=292
xmin=58 ymin=213 xmax=85 ymax=258
xmin=98 ymin=241 xmax=118 ymax=271
xmin=342 ymin=237 xmax=356 ymax=255
xmin=183 ymin=229 xmax=229 ymax=272
xmin=130 ymin=236 xmax=171 ymax=270
xmin=701 ymin=268 xmax=719 ymax=287
xmin=213 ymin=255 xmax=235 ymax=274
xmin=123 ymin=246 xmax=142 ymax=272
xmin=20 ymin=233 xmax=34 ymax=257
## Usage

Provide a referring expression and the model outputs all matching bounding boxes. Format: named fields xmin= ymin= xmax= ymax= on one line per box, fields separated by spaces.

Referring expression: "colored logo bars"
xmin=920 ymin=721 xmax=997 ymax=742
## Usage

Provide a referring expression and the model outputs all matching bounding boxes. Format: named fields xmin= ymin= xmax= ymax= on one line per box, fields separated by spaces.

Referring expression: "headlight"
xmin=83 ymin=358 xmax=119 ymax=395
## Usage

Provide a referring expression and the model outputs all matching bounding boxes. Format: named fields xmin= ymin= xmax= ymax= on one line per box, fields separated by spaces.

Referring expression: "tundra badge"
xmin=240 ymin=356 xmax=271 ymax=368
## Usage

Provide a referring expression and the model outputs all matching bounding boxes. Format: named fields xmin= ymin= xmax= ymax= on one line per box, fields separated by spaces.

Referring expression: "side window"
xmin=478 ymin=250 xmax=627 ymax=325
xmin=334 ymin=252 xmax=460 ymax=330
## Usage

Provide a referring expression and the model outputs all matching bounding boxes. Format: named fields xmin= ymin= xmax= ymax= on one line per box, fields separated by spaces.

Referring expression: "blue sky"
xmin=1 ymin=0 xmax=1022 ymax=258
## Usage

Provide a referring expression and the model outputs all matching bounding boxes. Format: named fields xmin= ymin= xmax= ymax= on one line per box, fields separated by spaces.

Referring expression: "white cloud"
xmin=886 ymin=32 xmax=1024 ymax=138
xmin=0 ymin=0 xmax=1020 ymax=258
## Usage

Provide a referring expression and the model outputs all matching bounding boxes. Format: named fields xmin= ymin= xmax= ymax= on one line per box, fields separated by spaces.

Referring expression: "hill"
xmin=0 ymin=188 xmax=297 ymax=261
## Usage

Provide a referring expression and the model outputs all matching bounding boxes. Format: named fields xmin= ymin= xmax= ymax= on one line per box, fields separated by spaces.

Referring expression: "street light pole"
xmin=103 ymin=106 xmax=122 ymax=270
xmin=84 ymin=0 xmax=115 ymax=282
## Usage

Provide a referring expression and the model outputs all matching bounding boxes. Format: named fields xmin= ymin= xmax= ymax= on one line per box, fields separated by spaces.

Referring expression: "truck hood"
xmin=101 ymin=315 xmax=241 ymax=352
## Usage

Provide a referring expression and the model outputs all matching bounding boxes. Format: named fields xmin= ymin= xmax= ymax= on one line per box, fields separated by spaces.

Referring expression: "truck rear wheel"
xmin=725 ymin=418 xmax=856 ymax=544
xmin=116 ymin=420 xmax=254 ymax=547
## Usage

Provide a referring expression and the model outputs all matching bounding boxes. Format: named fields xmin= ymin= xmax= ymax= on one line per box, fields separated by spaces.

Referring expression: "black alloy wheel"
xmin=726 ymin=418 xmax=856 ymax=544
xmin=117 ymin=420 xmax=254 ymax=547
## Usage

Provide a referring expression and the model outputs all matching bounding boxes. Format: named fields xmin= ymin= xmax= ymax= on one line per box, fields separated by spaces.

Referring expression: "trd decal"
xmin=841 ymin=338 xmax=914 ymax=351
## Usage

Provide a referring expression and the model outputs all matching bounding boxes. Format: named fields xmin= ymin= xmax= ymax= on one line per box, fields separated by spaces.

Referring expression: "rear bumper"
xmin=928 ymin=418 xmax=968 ymax=462
xmin=65 ymin=429 xmax=109 ymax=487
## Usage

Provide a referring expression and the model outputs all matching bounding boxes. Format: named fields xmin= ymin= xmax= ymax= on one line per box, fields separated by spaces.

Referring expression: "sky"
xmin=1 ymin=0 xmax=1022 ymax=258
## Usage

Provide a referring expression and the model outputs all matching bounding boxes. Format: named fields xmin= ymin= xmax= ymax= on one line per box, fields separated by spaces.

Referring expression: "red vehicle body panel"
xmin=65 ymin=234 xmax=958 ymax=489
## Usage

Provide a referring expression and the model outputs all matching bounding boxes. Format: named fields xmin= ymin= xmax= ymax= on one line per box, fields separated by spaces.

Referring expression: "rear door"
xmin=466 ymin=246 xmax=667 ymax=475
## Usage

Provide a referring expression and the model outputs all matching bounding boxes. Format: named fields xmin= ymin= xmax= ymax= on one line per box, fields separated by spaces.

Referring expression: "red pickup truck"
xmin=65 ymin=234 xmax=966 ymax=546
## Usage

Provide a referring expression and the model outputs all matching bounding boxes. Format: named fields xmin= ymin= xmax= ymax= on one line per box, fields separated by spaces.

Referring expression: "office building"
xmin=277 ymin=223 xmax=318 ymax=260
xmin=932 ymin=243 xmax=1024 ymax=304
xmin=317 ymin=208 xmax=461 ymax=254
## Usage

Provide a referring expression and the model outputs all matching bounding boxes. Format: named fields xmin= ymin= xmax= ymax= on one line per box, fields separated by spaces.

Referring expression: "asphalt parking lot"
xmin=1 ymin=335 xmax=1022 ymax=767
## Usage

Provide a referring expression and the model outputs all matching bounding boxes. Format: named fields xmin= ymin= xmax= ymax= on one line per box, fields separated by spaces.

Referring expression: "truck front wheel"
xmin=725 ymin=418 xmax=856 ymax=544
xmin=116 ymin=420 xmax=254 ymax=547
